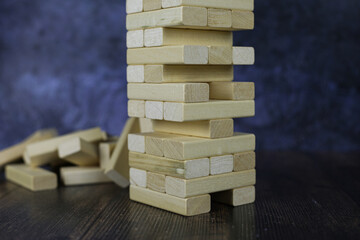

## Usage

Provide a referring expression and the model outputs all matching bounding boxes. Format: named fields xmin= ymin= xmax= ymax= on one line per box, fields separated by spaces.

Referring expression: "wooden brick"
xmin=208 ymin=8 xmax=232 ymax=28
xmin=210 ymin=155 xmax=234 ymax=175
xmin=127 ymin=65 xmax=145 ymax=83
xmin=126 ymin=0 xmax=143 ymax=14
xmin=147 ymin=172 xmax=166 ymax=192
xmin=145 ymin=132 xmax=179 ymax=157
xmin=128 ymin=100 xmax=145 ymax=118
xmin=60 ymin=167 xmax=111 ymax=186
xmin=233 ymin=47 xmax=255 ymax=65
xmin=232 ymin=10 xmax=254 ymax=30
xmin=126 ymin=30 xmax=144 ymax=48
xmin=162 ymin=0 xmax=254 ymax=11
xmin=209 ymin=46 xmax=232 ymax=65
xmin=212 ymin=186 xmax=255 ymax=206
xmin=99 ymin=141 xmax=117 ymax=169
xmin=145 ymin=101 xmax=164 ymax=120
xmin=130 ymin=168 xmax=147 ymax=188
xmin=209 ymin=82 xmax=255 ymax=100
xmin=233 ymin=151 xmax=256 ymax=171
xmin=143 ymin=0 xmax=162 ymax=11
xmin=128 ymin=133 xmax=146 ymax=153
xmin=58 ymin=137 xmax=99 ymax=166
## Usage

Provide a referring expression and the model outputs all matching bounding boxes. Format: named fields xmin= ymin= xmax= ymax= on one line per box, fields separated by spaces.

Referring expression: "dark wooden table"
xmin=0 ymin=152 xmax=359 ymax=240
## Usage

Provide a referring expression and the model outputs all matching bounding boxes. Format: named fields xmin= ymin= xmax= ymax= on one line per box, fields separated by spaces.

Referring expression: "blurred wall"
xmin=0 ymin=0 xmax=359 ymax=151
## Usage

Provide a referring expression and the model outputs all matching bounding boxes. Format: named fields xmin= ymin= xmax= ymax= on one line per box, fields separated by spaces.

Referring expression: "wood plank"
xmin=128 ymin=133 xmax=146 ymax=153
xmin=99 ymin=141 xmax=117 ymax=169
xmin=127 ymin=45 xmax=208 ymax=65
xmin=163 ymin=133 xmax=255 ymax=160
xmin=126 ymin=0 xmax=143 ymax=14
xmin=126 ymin=30 xmax=144 ymax=48
xmin=128 ymin=100 xmax=145 ymax=118
xmin=233 ymin=47 xmax=255 ymax=65
xmin=144 ymin=28 xmax=232 ymax=47
xmin=166 ymin=170 xmax=256 ymax=198
xmin=233 ymin=151 xmax=256 ymax=171
xmin=24 ymin=128 xmax=106 ymax=167
xmin=208 ymin=8 xmax=232 ymax=28
xmin=145 ymin=132 xmax=179 ymax=157
xmin=130 ymin=185 xmax=211 ymax=216
xmin=127 ymin=65 xmax=144 ymax=83
xmin=143 ymin=0 xmax=162 ymax=11
xmin=162 ymin=0 xmax=254 ymax=11
xmin=130 ymin=168 xmax=147 ymax=188
xmin=147 ymin=172 xmax=166 ymax=192
xmin=127 ymin=83 xmax=209 ymax=103
xmin=232 ymin=10 xmax=254 ymax=29
xmin=152 ymin=119 xmax=233 ymax=139
xmin=209 ymin=82 xmax=255 ymax=100
xmin=0 ymin=129 xmax=58 ymax=170
xmin=210 ymin=155 xmax=234 ymax=175
xmin=164 ymin=100 xmax=255 ymax=122
xmin=58 ymin=137 xmax=99 ymax=166
xmin=212 ymin=186 xmax=255 ymax=206
xmin=209 ymin=46 xmax=232 ymax=65
xmin=145 ymin=101 xmax=164 ymax=120
xmin=60 ymin=167 xmax=111 ymax=186
xmin=5 ymin=164 xmax=57 ymax=191
xmin=129 ymin=152 xmax=209 ymax=179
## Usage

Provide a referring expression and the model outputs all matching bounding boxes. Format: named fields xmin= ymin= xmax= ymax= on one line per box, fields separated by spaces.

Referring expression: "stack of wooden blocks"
xmin=126 ymin=0 xmax=256 ymax=216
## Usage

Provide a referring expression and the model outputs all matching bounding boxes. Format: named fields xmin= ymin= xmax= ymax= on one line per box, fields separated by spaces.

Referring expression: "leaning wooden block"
xmin=130 ymin=168 xmax=147 ymax=188
xmin=164 ymin=100 xmax=255 ymax=122
xmin=210 ymin=155 xmax=234 ymax=175
xmin=143 ymin=0 xmax=162 ymax=11
xmin=152 ymin=119 xmax=233 ymax=139
xmin=129 ymin=152 xmax=209 ymax=179
xmin=145 ymin=101 xmax=164 ymax=120
xmin=233 ymin=47 xmax=255 ymax=65
xmin=147 ymin=172 xmax=166 ymax=193
xmin=145 ymin=132 xmax=179 ymax=156
xmin=232 ymin=10 xmax=254 ymax=29
xmin=127 ymin=30 xmax=144 ymax=48
xmin=128 ymin=133 xmax=146 ymax=153
xmin=6 ymin=164 xmax=57 ymax=191
xmin=126 ymin=0 xmax=143 ymax=14
xmin=234 ymin=151 xmax=256 ymax=171
xmin=127 ymin=45 xmax=208 ymax=65
xmin=58 ymin=137 xmax=99 ymax=166
xmin=163 ymin=133 xmax=255 ymax=160
xmin=209 ymin=82 xmax=255 ymax=100
xmin=209 ymin=46 xmax=232 ymax=65
xmin=208 ymin=8 xmax=232 ymax=28
xmin=166 ymin=170 xmax=256 ymax=198
xmin=128 ymin=83 xmax=209 ymax=103
xmin=130 ymin=185 xmax=211 ymax=216
xmin=128 ymin=100 xmax=145 ymax=118
xmin=162 ymin=0 xmax=254 ymax=11
xmin=60 ymin=167 xmax=111 ymax=186
xmin=99 ymin=141 xmax=117 ymax=169
xmin=212 ymin=186 xmax=255 ymax=206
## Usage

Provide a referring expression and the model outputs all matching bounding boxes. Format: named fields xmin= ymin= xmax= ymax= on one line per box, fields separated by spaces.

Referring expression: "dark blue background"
xmin=0 ymin=0 xmax=359 ymax=151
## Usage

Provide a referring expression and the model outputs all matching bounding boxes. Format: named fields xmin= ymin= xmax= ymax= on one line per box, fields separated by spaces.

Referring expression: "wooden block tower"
xmin=126 ymin=0 xmax=256 ymax=216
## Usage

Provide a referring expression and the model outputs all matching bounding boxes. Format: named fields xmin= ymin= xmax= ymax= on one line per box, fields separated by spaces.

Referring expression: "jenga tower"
xmin=126 ymin=0 xmax=255 ymax=216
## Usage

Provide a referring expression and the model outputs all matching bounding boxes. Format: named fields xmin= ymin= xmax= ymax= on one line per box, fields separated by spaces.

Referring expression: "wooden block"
xmin=233 ymin=151 xmax=256 ymax=171
xmin=210 ymin=82 xmax=255 ymax=100
xmin=24 ymin=128 xmax=106 ymax=167
xmin=166 ymin=170 xmax=256 ymax=198
xmin=147 ymin=172 xmax=166 ymax=192
xmin=127 ymin=45 xmax=208 ymax=65
xmin=128 ymin=83 xmax=209 ymax=103
xmin=210 ymin=155 xmax=234 ymax=175
xmin=162 ymin=0 xmax=254 ymax=11
xmin=163 ymin=133 xmax=255 ymax=160
xmin=145 ymin=101 xmax=164 ymax=120
xmin=139 ymin=118 xmax=154 ymax=133
xmin=127 ymin=65 xmax=144 ymax=83
xmin=212 ymin=186 xmax=255 ymax=206
xmin=60 ymin=167 xmax=111 ymax=186
xmin=0 ymin=129 xmax=58 ymax=170
xmin=126 ymin=6 xmax=207 ymax=30
xmin=208 ymin=8 xmax=232 ymax=28
xmin=129 ymin=152 xmax=209 ymax=179
xmin=99 ymin=141 xmax=117 ymax=169
xmin=233 ymin=47 xmax=255 ymax=65
xmin=152 ymin=119 xmax=233 ymax=139
xmin=128 ymin=100 xmax=145 ymax=118
xmin=126 ymin=0 xmax=143 ymax=14
xmin=128 ymin=133 xmax=146 ymax=153
xmin=209 ymin=46 xmax=232 ymax=65
xmin=58 ymin=137 xmax=98 ymax=166
xmin=232 ymin=10 xmax=254 ymax=30
xmin=143 ymin=0 xmax=162 ymax=11
xmin=130 ymin=185 xmax=211 ymax=216
xmin=144 ymin=28 xmax=233 ymax=47
xmin=144 ymin=65 xmax=233 ymax=83
xmin=126 ymin=30 xmax=144 ymax=48
xmin=6 ymin=164 xmax=57 ymax=191
xmin=130 ymin=168 xmax=147 ymax=188
xmin=164 ymin=100 xmax=255 ymax=122
xmin=145 ymin=132 xmax=179 ymax=156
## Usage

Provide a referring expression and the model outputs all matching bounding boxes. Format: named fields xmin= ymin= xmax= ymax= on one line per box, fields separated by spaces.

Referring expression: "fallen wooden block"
xmin=210 ymin=155 xmax=234 ymax=175
xmin=130 ymin=168 xmax=147 ymax=188
xmin=145 ymin=132 xmax=179 ymax=156
xmin=166 ymin=170 xmax=256 ymax=198
xmin=145 ymin=101 xmax=164 ymax=120
xmin=24 ymin=127 xmax=106 ymax=167
xmin=130 ymin=185 xmax=211 ymax=216
xmin=147 ymin=172 xmax=166 ymax=193
xmin=163 ymin=133 xmax=255 ymax=160
xmin=126 ymin=30 xmax=144 ymax=48
xmin=6 ymin=164 xmax=57 ymax=191
xmin=208 ymin=8 xmax=232 ymax=28
xmin=152 ymin=119 xmax=234 ymax=139
xmin=128 ymin=100 xmax=145 ymax=118
xmin=209 ymin=82 xmax=255 ymax=100
xmin=162 ymin=0 xmax=254 ymax=11
xmin=143 ymin=0 xmax=162 ymax=11
xmin=164 ymin=100 xmax=255 ymax=122
xmin=209 ymin=46 xmax=233 ymax=64
xmin=127 ymin=83 xmax=209 ymax=103
xmin=60 ymin=167 xmax=111 ymax=186
xmin=126 ymin=0 xmax=143 ymax=14
xmin=233 ymin=47 xmax=255 ymax=65
xmin=212 ymin=186 xmax=255 ymax=206
xmin=0 ymin=129 xmax=58 ymax=170
xmin=127 ymin=45 xmax=208 ymax=65
xmin=58 ymin=137 xmax=99 ymax=166
xmin=129 ymin=152 xmax=209 ymax=179
xmin=234 ymin=151 xmax=256 ymax=171
xmin=99 ymin=141 xmax=117 ymax=169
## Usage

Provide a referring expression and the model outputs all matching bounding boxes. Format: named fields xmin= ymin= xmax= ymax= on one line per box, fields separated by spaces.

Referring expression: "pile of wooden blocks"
xmin=126 ymin=0 xmax=256 ymax=216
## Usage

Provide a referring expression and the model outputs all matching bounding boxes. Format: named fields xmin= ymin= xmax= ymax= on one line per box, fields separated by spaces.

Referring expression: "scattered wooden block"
xmin=166 ymin=169 xmax=256 ymax=198
xmin=164 ymin=100 xmax=255 ymax=122
xmin=129 ymin=152 xmax=209 ymax=179
xmin=212 ymin=186 xmax=255 ymax=206
xmin=145 ymin=132 xmax=179 ymax=156
xmin=209 ymin=46 xmax=232 ymax=65
xmin=162 ymin=0 xmax=254 ymax=11
xmin=130 ymin=185 xmax=211 ymax=216
xmin=128 ymin=100 xmax=145 ymax=118
xmin=126 ymin=30 xmax=144 ymax=48
xmin=143 ymin=0 xmax=162 ymax=11
xmin=144 ymin=28 xmax=233 ymax=47
xmin=60 ymin=167 xmax=111 ymax=186
xmin=127 ymin=65 xmax=145 ymax=83
xmin=130 ymin=168 xmax=147 ymax=188
xmin=147 ymin=172 xmax=166 ymax=193
xmin=126 ymin=0 xmax=143 ymax=14
xmin=163 ymin=133 xmax=255 ymax=160
xmin=210 ymin=155 xmax=234 ymax=175
xmin=145 ymin=101 xmax=164 ymax=120
xmin=233 ymin=47 xmax=255 ymax=65
xmin=128 ymin=83 xmax=209 ymax=103
xmin=209 ymin=82 xmax=255 ymax=100
xmin=127 ymin=45 xmax=208 ymax=65
xmin=152 ymin=119 xmax=233 ymax=139
xmin=6 ymin=164 xmax=57 ymax=191
xmin=233 ymin=151 xmax=256 ymax=171
xmin=99 ymin=141 xmax=117 ymax=169
xmin=24 ymin=128 xmax=106 ymax=167
xmin=208 ymin=8 xmax=232 ymax=28
xmin=232 ymin=10 xmax=254 ymax=30
xmin=128 ymin=133 xmax=146 ymax=153
xmin=58 ymin=137 xmax=99 ymax=166
xmin=0 ymin=129 xmax=58 ymax=170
